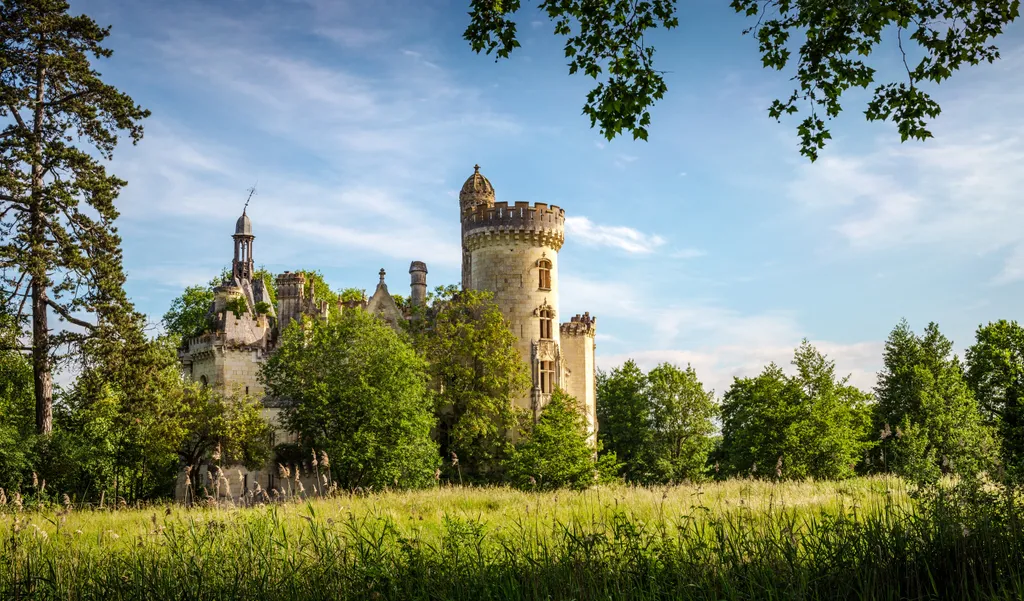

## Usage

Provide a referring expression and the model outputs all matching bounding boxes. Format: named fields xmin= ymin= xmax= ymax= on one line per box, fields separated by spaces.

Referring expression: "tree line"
xmin=598 ymin=320 xmax=1024 ymax=486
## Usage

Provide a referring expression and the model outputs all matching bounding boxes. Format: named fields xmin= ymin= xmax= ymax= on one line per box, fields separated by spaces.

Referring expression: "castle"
xmin=176 ymin=166 xmax=597 ymax=498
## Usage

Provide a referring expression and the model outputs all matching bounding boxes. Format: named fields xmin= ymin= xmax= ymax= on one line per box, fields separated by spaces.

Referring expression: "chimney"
xmin=409 ymin=261 xmax=427 ymax=308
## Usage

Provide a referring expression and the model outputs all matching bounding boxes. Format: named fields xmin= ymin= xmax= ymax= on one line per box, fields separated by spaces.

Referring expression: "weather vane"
xmin=243 ymin=181 xmax=258 ymax=213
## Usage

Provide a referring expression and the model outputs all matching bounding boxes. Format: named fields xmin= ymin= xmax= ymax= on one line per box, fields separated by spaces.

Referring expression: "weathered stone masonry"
xmin=175 ymin=165 xmax=598 ymax=500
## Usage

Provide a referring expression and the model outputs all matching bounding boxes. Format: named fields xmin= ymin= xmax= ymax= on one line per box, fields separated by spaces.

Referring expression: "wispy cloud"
xmin=670 ymin=248 xmax=706 ymax=259
xmin=787 ymin=47 xmax=1024 ymax=284
xmin=565 ymin=217 xmax=666 ymax=254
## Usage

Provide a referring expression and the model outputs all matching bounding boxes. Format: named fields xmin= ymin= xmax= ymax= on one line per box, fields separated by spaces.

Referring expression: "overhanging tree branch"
xmin=46 ymin=296 xmax=96 ymax=331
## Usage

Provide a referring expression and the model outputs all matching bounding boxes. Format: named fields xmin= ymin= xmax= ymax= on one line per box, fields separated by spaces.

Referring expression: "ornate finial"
xmin=473 ymin=164 xmax=480 ymax=173
xmin=379 ymin=268 xmax=386 ymax=283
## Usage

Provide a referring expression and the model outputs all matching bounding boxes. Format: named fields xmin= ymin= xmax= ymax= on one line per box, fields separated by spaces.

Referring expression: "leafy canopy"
xmin=411 ymin=285 xmax=530 ymax=481
xmin=464 ymin=0 xmax=1020 ymax=160
xmin=505 ymin=388 xmax=606 ymax=490
xmin=874 ymin=320 xmax=995 ymax=483
xmin=965 ymin=319 xmax=1024 ymax=482
xmin=261 ymin=309 xmax=439 ymax=490
xmin=645 ymin=362 xmax=718 ymax=483
xmin=720 ymin=340 xmax=873 ymax=480
xmin=596 ymin=360 xmax=652 ymax=481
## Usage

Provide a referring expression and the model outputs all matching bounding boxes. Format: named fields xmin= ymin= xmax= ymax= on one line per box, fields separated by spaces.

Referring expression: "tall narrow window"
xmin=539 ymin=308 xmax=553 ymax=339
xmin=540 ymin=361 xmax=555 ymax=393
xmin=538 ymin=258 xmax=552 ymax=290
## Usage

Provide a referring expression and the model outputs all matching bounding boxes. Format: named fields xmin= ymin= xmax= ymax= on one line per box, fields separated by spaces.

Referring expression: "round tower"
xmin=459 ymin=165 xmax=566 ymax=414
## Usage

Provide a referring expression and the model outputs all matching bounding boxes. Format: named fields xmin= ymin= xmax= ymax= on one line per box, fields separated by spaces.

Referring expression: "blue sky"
xmin=75 ymin=0 xmax=1024 ymax=395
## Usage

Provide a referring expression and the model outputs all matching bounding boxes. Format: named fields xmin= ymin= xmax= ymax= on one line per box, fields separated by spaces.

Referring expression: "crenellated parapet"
xmin=560 ymin=312 xmax=597 ymax=337
xmin=462 ymin=201 xmax=565 ymax=251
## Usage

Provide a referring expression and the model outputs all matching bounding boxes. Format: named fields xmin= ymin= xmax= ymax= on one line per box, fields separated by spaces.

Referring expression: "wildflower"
xmin=0 ymin=488 xmax=6 ymax=506
xmin=775 ymin=456 xmax=783 ymax=478
xmin=212 ymin=444 xmax=222 ymax=462
xmin=895 ymin=426 xmax=903 ymax=438
xmin=32 ymin=472 xmax=38 ymax=489
xmin=63 ymin=494 xmax=71 ymax=508
xmin=529 ymin=476 xmax=537 ymax=487
xmin=14 ymin=492 xmax=23 ymax=511
xmin=880 ymin=423 xmax=892 ymax=440
xmin=311 ymin=449 xmax=319 ymax=468
xmin=320 ymin=451 xmax=330 ymax=468
xmin=434 ymin=468 xmax=441 ymax=481
xmin=450 ymin=451 xmax=459 ymax=467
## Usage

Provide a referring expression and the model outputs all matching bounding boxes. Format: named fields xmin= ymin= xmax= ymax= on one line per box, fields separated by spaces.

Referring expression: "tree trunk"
xmin=32 ymin=277 xmax=52 ymax=435
xmin=30 ymin=55 xmax=52 ymax=436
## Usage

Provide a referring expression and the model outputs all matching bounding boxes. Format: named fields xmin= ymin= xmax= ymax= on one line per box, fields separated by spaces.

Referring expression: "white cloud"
xmin=598 ymin=341 xmax=882 ymax=399
xmin=787 ymin=47 xmax=1024 ymax=283
xmin=564 ymin=216 xmax=666 ymax=254
xmin=670 ymin=248 xmax=706 ymax=259
xmin=562 ymin=274 xmax=881 ymax=397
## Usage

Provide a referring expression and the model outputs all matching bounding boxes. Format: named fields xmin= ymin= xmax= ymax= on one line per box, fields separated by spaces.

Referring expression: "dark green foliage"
xmin=224 ymin=296 xmax=248 ymax=319
xmin=465 ymin=0 xmax=1020 ymax=160
xmin=505 ymin=388 xmax=597 ymax=490
xmin=261 ymin=309 xmax=439 ymax=490
xmin=0 ymin=332 xmax=34 ymax=491
xmin=411 ymin=286 xmax=530 ymax=482
xmin=174 ymin=384 xmax=272 ymax=487
xmin=596 ymin=360 xmax=651 ymax=481
xmin=720 ymin=340 xmax=873 ymax=479
xmin=0 ymin=0 xmax=150 ymax=434
xmin=465 ymin=0 xmax=676 ymax=143
xmin=339 ymin=287 xmax=366 ymax=302
xmin=966 ymin=319 xmax=1024 ymax=482
xmin=645 ymin=363 xmax=718 ymax=483
xmin=161 ymin=285 xmax=214 ymax=341
xmin=874 ymin=320 xmax=994 ymax=483
xmin=597 ymin=360 xmax=717 ymax=483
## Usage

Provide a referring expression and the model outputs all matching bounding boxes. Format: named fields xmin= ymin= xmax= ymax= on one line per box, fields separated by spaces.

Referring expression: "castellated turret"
xmin=459 ymin=165 xmax=568 ymax=417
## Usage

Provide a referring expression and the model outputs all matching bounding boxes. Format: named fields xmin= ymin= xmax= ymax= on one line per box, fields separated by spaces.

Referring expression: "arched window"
xmin=537 ymin=258 xmax=552 ymax=290
xmin=539 ymin=307 xmax=553 ymax=340
xmin=199 ymin=375 xmax=208 ymax=388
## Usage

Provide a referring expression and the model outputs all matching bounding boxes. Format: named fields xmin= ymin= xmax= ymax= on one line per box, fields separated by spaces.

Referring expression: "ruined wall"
xmin=560 ymin=314 xmax=597 ymax=440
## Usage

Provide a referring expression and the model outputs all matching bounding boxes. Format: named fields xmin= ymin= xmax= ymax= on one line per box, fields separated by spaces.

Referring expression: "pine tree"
xmin=0 ymin=0 xmax=149 ymax=434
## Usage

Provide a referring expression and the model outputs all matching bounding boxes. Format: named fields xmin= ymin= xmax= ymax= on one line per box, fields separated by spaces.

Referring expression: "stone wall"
xmin=560 ymin=324 xmax=597 ymax=441
xmin=468 ymin=238 xmax=560 ymax=413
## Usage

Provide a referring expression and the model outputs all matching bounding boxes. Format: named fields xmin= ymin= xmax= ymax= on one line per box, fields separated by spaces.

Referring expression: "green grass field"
xmin=2 ymin=477 xmax=1022 ymax=600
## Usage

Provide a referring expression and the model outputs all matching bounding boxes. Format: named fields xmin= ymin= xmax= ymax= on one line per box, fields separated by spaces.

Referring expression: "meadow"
xmin=1 ymin=477 xmax=1022 ymax=600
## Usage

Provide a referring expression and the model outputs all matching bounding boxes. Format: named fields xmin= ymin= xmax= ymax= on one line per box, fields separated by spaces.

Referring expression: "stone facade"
xmin=459 ymin=166 xmax=597 ymax=432
xmin=175 ymin=164 xmax=598 ymax=500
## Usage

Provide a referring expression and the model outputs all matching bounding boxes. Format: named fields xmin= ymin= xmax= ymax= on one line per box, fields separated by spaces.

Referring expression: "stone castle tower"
xmin=459 ymin=166 xmax=597 ymax=434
